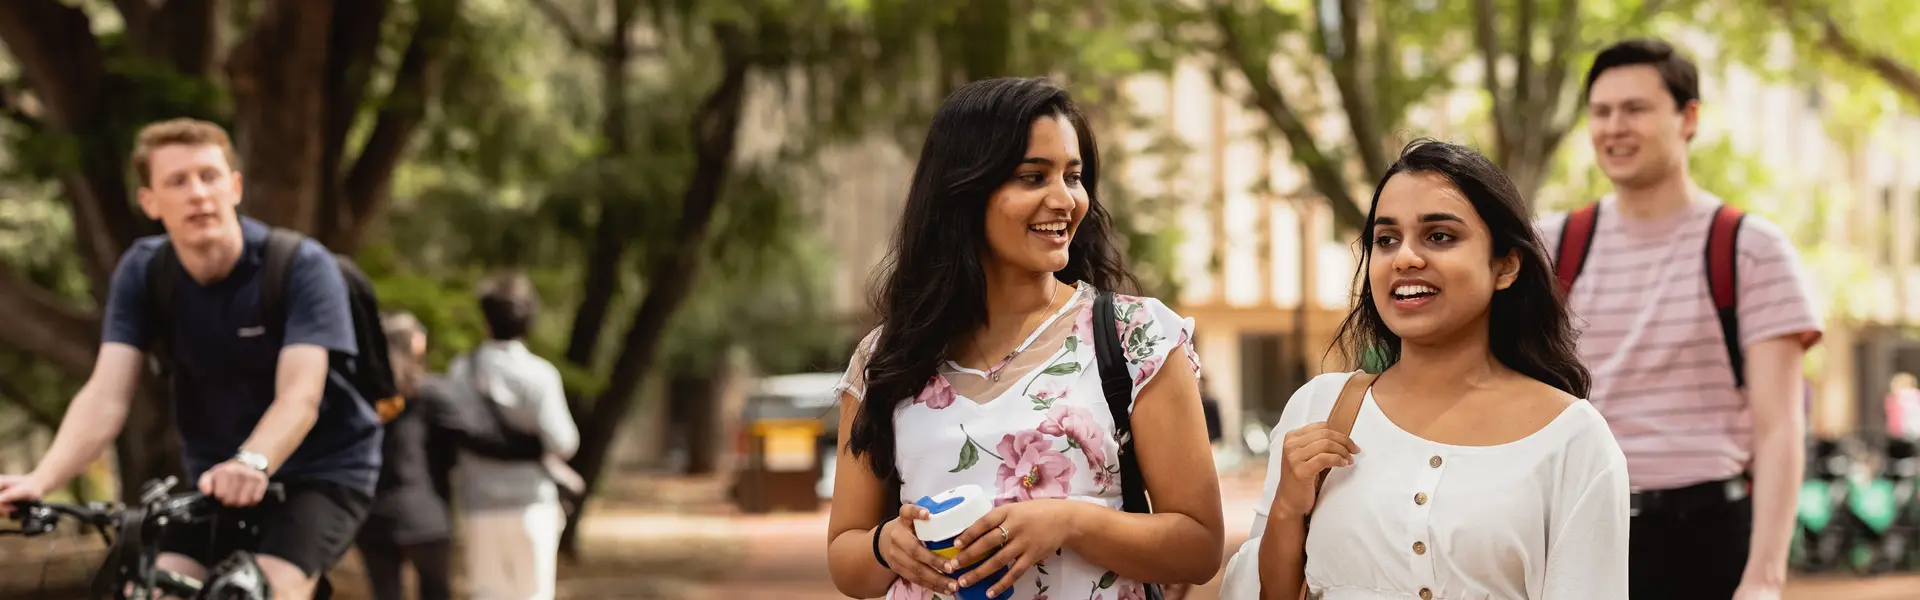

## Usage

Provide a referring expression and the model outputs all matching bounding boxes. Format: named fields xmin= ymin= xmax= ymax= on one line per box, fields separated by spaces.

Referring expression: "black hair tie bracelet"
xmin=873 ymin=518 xmax=892 ymax=569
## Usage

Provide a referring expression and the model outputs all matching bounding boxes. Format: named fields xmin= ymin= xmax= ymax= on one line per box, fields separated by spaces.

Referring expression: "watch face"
xmin=237 ymin=453 xmax=267 ymax=471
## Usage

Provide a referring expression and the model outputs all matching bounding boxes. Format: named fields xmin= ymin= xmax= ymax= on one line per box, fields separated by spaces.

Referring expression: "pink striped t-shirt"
xmin=1537 ymin=193 xmax=1823 ymax=491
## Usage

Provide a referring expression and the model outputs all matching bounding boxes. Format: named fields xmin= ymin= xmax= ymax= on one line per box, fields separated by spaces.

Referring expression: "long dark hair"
xmin=847 ymin=77 xmax=1140 ymax=481
xmin=1330 ymin=139 xmax=1590 ymax=397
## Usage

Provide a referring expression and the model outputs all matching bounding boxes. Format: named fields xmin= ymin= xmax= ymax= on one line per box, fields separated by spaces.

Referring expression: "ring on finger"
xmin=998 ymin=525 xmax=1010 ymax=545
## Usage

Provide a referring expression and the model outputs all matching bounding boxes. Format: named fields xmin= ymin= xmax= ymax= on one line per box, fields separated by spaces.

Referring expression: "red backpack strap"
xmin=1705 ymin=204 xmax=1747 ymax=388
xmin=1554 ymin=204 xmax=1601 ymax=297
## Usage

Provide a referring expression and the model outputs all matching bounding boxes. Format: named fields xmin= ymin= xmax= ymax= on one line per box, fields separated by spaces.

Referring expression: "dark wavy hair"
xmin=847 ymin=77 xmax=1140 ymax=481
xmin=1330 ymin=139 xmax=1590 ymax=397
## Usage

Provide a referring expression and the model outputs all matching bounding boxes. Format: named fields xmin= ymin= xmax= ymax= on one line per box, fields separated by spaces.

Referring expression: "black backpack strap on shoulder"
xmin=259 ymin=227 xmax=306 ymax=339
xmin=1093 ymin=289 xmax=1150 ymax=515
xmin=1704 ymin=204 xmax=1747 ymax=388
xmin=1092 ymin=288 xmax=1163 ymax=600
xmin=145 ymin=241 xmax=180 ymax=367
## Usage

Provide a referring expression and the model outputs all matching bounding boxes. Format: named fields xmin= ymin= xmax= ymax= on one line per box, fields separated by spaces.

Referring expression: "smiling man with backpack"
xmin=1541 ymin=40 xmax=1824 ymax=600
xmin=0 ymin=118 xmax=391 ymax=600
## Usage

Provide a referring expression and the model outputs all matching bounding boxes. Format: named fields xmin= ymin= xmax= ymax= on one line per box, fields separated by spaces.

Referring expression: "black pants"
xmin=357 ymin=539 xmax=453 ymax=600
xmin=158 ymin=480 xmax=371 ymax=579
xmin=1629 ymin=495 xmax=1753 ymax=599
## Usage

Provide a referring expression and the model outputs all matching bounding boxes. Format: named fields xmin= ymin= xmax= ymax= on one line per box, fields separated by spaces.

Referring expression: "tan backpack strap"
xmin=1311 ymin=371 xmax=1377 ymax=503
xmin=1328 ymin=372 xmax=1375 ymax=437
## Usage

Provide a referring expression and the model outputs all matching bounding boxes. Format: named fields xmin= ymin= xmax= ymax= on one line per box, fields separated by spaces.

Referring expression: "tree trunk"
xmin=563 ymin=0 xmax=640 ymax=376
xmin=227 ymin=0 xmax=336 ymax=233
xmin=560 ymin=27 xmax=752 ymax=556
xmin=673 ymin=375 xmax=723 ymax=475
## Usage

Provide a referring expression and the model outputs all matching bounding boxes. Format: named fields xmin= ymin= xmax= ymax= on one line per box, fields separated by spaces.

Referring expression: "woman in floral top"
xmin=824 ymin=77 xmax=1225 ymax=600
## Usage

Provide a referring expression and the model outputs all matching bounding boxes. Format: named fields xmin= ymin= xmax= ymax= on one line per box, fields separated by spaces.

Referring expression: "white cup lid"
xmin=911 ymin=484 xmax=993 ymax=542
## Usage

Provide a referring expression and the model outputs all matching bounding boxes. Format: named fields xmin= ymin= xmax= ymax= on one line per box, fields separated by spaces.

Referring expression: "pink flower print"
xmin=1133 ymin=355 xmax=1164 ymax=387
xmin=915 ymin=374 xmax=956 ymax=410
xmin=887 ymin=577 xmax=932 ymax=600
xmin=1029 ymin=382 xmax=1070 ymax=409
xmin=994 ymin=430 xmax=1075 ymax=505
xmin=1117 ymin=583 xmax=1148 ymax=600
xmin=1038 ymin=405 xmax=1105 ymax=458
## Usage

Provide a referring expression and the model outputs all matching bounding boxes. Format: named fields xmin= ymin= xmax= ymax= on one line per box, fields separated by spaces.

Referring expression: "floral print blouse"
xmin=836 ymin=282 xmax=1203 ymax=600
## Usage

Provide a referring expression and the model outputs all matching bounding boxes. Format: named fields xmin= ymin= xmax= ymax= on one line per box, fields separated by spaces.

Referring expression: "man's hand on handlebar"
xmin=0 ymin=474 xmax=49 ymax=517
xmin=198 ymin=461 xmax=271 ymax=507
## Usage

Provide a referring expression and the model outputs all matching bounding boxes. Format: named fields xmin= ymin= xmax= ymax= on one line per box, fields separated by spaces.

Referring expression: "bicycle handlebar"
xmin=3 ymin=480 xmax=287 ymax=538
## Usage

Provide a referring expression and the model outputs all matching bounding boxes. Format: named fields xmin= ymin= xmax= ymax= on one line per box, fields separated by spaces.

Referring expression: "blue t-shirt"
xmin=101 ymin=217 xmax=382 ymax=496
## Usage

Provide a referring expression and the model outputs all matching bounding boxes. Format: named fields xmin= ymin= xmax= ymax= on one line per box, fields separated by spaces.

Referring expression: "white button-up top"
xmin=1219 ymin=372 xmax=1630 ymax=600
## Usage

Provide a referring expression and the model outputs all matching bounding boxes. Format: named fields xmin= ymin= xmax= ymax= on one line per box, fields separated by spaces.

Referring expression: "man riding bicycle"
xmin=0 ymin=118 xmax=381 ymax=600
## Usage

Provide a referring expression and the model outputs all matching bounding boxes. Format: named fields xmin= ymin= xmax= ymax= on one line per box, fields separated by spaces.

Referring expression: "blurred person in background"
xmin=1219 ymin=140 xmax=1628 ymax=600
xmin=1889 ymin=373 xmax=1920 ymax=440
xmin=448 ymin=272 xmax=580 ymax=600
xmin=824 ymin=76 xmax=1224 ymax=600
xmin=357 ymin=311 xmax=459 ymax=600
xmin=1539 ymin=39 xmax=1823 ymax=600
xmin=356 ymin=312 xmax=552 ymax=600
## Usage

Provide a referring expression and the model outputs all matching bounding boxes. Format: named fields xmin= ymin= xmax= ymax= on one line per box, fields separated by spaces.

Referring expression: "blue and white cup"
xmin=912 ymin=484 xmax=1010 ymax=600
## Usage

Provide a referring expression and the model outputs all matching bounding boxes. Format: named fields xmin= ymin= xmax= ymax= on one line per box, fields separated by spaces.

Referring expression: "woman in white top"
xmin=824 ymin=77 xmax=1225 ymax=600
xmin=1219 ymin=140 xmax=1630 ymax=600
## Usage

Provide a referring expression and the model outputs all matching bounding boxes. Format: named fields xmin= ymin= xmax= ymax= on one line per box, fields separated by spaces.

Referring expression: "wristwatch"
xmin=232 ymin=450 xmax=270 ymax=474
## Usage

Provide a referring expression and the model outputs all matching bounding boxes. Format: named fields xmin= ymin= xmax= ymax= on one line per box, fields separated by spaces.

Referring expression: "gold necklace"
xmin=976 ymin=282 xmax=1063 ymax=382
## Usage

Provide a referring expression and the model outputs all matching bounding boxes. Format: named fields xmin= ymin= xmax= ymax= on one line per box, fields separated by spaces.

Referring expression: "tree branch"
xmin=0 ymin=0 xmax=107 ymax=130
xmin=1471 ymin=0 xmax=1513 ymax=162
xmin=1785 ymin=3 xmax=1920 ymax=105
xmin=114 ymin=0 xmax=156 ymax=30
xmin=138 ymin=0 xmax=223 ymax=76
xmin=1514 ymin=0 xmax=1537 ymax=111
xmin=1213 ymin=5 xmax=1366 ymax=232
xmin=333 ymin=0 xmax=460 ymax=252
xmin=0 ymin=264 xmax=99 ymax=379
xmin=228 ymin=0 xmax=339 ymax=233
xmin=529 ymin=0 xmax=598 ymax=53
xmin=1322 ymin=0 xmax=1386 ymax=176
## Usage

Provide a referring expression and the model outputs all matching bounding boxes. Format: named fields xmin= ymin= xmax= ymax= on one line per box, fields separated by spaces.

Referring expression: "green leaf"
xmin=1064 ymin=335 xmax=1079 ymax=353
xmin=950 ymin=439 xmax=980 ymax=473
xmin=1042 ymin=362 xmax=1082 ymax=376
xmin=1098 ymin=570 xmax=1118 ymax=589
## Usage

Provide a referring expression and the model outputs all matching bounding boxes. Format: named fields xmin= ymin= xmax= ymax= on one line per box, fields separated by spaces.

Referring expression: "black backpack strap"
xmin=1093 ymin=288 xmax=1163 ymax=599
xmin=145 ymin=241 xmax=180 ymax=363
xmin=1093 ymin=289 xmax=1150 ymax=515
xmin=1705 ymin=204 xmax=1747 ymax=388
xmin=462 ymin=353 xmax=547 ymax=461
xmin=259 ymin=227 xmax=305 ymax=340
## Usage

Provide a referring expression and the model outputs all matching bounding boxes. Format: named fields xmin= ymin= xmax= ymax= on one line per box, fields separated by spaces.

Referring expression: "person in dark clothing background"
xmin=356 ymin=311 xmax=546 ymax=600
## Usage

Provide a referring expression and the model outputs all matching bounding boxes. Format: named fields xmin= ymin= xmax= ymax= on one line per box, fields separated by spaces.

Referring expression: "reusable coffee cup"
xmin=912 ymin=484 xmax=1010 ymax=600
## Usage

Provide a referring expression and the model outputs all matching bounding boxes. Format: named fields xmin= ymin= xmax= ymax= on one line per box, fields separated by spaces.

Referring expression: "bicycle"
xmin=3 ymin=476 xmax=292 ymax=599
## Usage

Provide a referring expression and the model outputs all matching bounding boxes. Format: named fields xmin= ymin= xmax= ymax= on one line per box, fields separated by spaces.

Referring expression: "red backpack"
xmin=1553 ymin=203 xmax=1749 ymax=387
